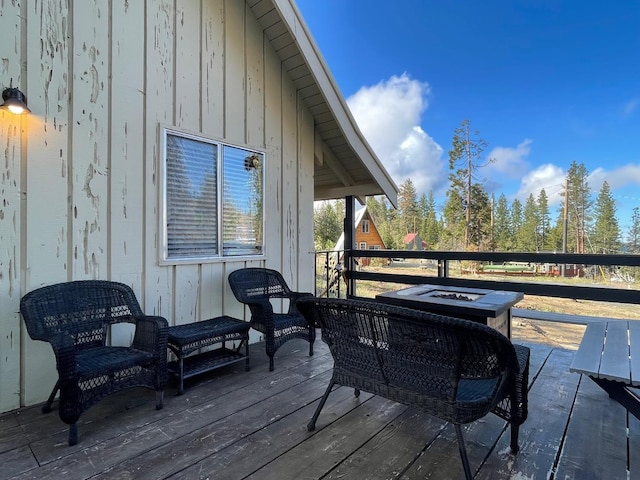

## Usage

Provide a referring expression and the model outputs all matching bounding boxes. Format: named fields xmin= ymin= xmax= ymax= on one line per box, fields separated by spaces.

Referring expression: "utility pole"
xmin=561 ymin=178 xmax=569 ymax=277
xmin=465 ymin=129 xmax=472 ymax=249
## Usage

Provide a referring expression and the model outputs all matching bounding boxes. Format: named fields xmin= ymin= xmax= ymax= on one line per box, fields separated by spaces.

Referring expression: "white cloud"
xmin=486 ymin=139 xmax=532 ymax=177
xmin=346 ymin=73 xmax=447 ymax=196
xmin=515 ymin=163 xmax=565 ymax=205
xmin=589 ymin=164 xmax=640 ymax=191
xmin=513 ymin=163 xmax=640 ymax=210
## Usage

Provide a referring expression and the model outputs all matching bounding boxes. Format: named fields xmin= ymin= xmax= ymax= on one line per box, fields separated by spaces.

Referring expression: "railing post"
xmin=438 ymin=259 xmax=449 ymax=278
xmin=344 ymin=196 xmax=356 ymax=297
xmin=324 ymin=251 xmax=329 ymax=297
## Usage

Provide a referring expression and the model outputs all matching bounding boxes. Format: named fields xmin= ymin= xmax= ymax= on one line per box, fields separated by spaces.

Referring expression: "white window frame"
xmin=362 ymin=219 xmax=370 ymax=233
xmin=159 ymin=126 xmax=265 ymax=264
xmin=359 ymin=242 xmax=367 ymax=249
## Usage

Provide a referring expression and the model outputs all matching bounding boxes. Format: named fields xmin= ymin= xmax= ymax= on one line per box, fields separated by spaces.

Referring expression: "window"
xmin=362 ymin=219 xmax=370 ymax=234
xmin=161 ymin=127 xmax=264 ymax=262
xmin=359 ymin=242 xmax=367 ymax=249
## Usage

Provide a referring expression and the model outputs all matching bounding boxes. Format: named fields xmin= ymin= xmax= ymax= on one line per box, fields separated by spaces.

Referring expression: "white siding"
xmin=0 ymin=0 xmax=316 ymax=412
xmin=0 ymin=0 xmax=24 ymax=412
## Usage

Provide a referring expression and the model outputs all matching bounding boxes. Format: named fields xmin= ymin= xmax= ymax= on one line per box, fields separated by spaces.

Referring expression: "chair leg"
xmin=308 ymin=380 xmax=336 ymax=431
xmin=510 ymin=423 xmax=520 ymax=453
xmin=68 ymin=423 xmax=78 ymax=446
xmin=42 ymin=379 xmax=60 ymax=414
xmin=244 ymin=340 xmax=251 ymax=371
xmin=454 ymin=424 xmax=474 ymax=480
xmin=269 ymin=355 xmax=275 ymax=371
xmin=156 ymin=390 xmax=164 ymax=410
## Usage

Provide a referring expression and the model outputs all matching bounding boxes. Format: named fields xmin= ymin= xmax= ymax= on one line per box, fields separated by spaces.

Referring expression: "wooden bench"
xmin=167 ymin=316 xmax=250 ymax=394
xmin=570 ymin=321 xmax=640 ymax=419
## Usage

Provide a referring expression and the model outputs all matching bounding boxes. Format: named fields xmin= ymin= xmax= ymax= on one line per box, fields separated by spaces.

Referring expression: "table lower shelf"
xmin=168 ymin=347 xmax=250 ymax=394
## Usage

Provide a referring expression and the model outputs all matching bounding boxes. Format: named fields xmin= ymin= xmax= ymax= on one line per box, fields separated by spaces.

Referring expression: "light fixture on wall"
xmin=244 ymin=153 xmax=261 ymax=171
xmin=1 ymin=87 xmax=31 ymax=114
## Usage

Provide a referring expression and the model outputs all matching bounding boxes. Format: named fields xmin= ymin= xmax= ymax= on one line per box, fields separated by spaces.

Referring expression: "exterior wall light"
xmin=1 ymin=87 xmax=31 ymax=114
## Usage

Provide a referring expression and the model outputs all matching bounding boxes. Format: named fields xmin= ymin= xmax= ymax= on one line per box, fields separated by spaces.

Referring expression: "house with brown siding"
xmin=334 ymin=206 xmax=386 ymax=266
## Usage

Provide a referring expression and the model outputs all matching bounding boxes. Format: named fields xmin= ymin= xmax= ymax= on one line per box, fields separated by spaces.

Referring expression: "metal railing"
xmin=315 ymin=249 xmax=640 ymax=305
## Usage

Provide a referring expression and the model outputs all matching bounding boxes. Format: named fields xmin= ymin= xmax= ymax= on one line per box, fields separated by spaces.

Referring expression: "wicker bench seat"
xmin=298 ymin=297 xmax=529 ymax=480
xmin=167 ymin=316 xmax=250 ymax=394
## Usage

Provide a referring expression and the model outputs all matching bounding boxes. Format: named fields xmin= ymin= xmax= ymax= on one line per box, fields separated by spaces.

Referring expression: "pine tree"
xmin=442 ymin=187 xmax=466 ymax=250
xmin=547 ymin=212 xmax=565 ymax=252
xmin=628 ymin=207 xmax=640 ymax=253
xmin=398 ymin=178 xmax=419 ymax=234
xmin=592 ymin=181 xmax=620 ymax=253
xmin=537 ymin=189 xmax=551 ymax=251
xmin=467 ymin=184 xmax=492 ymax=249
xmin=366 ymin=196 xmax=387 ymax=227
xmin=493 ymin=193 xmax=511 ymax=251
xmin=447 ymin=119 xmax=493 ymax=248
xmin=518 ymin=194 xmax=540 ymax=251
xmin=511 ymin=199 xmax=523 ymax=250
xmin=419 ymin=191 xmax=440 ymax=249
xmin=313 ymin=201 xmax=342 ymax=250
xmin=561 ymin=161 xmax=592 ymax=253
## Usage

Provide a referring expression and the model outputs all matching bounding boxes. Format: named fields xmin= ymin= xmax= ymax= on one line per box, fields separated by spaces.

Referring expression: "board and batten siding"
xmin=0 ymin=0 xmax=316 ymax=413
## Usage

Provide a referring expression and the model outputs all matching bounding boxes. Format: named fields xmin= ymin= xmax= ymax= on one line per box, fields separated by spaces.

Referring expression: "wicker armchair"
xmin=20 ymin=280 xmax=168 ymax=446
xmin=228 ymin=268 xmax=315 ymax=371
xmin=298 ymin=298 xmax=529 ymax=480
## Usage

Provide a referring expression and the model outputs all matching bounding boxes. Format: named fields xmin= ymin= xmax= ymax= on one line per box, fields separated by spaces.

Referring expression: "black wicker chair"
xmin=298 ymin=297 xmax=529 ymax=480
xmin=20 ymin=280 xmax=169 ymax=446
xmin=228 ymin=268 xmax=315 ymax=371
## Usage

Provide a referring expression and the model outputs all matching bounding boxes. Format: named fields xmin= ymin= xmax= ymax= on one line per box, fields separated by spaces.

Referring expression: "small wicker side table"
xmin=167 ymin=316 xmax=251 ymax=394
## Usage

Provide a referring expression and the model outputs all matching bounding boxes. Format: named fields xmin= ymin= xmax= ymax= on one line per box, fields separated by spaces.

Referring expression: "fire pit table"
xmin=376 ymin=284 xmax=523 ymax=338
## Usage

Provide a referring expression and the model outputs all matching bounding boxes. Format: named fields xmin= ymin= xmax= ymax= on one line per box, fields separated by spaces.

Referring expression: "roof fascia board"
xmin=273 ymin=0 xmax=399 ymax=208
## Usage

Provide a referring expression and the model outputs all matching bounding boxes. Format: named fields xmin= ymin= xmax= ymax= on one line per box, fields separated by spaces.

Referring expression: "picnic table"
xmin=570 ymin=320 xmax=640 ymax=419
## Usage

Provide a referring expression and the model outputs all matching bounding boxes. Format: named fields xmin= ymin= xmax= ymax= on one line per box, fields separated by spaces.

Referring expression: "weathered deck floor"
xmin=1 ymin=324 xmax=638 ymax=480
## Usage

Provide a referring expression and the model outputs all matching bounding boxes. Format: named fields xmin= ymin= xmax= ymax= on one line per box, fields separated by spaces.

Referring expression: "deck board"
xmin=475 ymin=347 xmax=580 ymax=480
xmin=1 ymin=330 xmax=638 ymax=480
xmin=554 ymin=376 xmax=629 ymax=480
xmin=570 ymin=321 xmax=606 ymax=377
xmin=322 ymin=408 xmax=447 ymax=480
xmin=599 ymin=321 xmax=631 ymax=383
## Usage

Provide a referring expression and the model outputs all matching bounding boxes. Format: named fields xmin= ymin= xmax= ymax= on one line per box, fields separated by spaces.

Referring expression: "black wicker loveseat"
xmin=298 ymin=297 xmax=529 ymax=480
xmin=20 ymin=280 xmax=169 ymax=445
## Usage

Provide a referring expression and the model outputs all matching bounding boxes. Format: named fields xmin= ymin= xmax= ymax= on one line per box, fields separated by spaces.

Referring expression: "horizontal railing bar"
xmin=349 ymin=270 xmax=640 ymax=304
xmin=341 ymin=249 xmax=640 ymax=266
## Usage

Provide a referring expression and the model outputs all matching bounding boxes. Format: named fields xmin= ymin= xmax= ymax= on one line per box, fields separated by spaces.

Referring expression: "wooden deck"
xmin=2 ymin=324 xmax=639 ymax=480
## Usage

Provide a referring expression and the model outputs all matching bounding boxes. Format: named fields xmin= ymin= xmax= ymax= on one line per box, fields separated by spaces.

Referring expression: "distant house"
xmin=334 ymin=207 xmax=386 ymax=266
xmin=404 ymin=232 xmax=428 ymax=250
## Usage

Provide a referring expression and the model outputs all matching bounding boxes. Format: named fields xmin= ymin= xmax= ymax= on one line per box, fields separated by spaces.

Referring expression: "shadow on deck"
xmin=1 ymin=320 xmax=638 ymax=480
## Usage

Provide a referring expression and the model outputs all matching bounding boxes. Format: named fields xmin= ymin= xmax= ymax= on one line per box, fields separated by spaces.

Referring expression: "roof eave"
xmin=269 ymin=0 xmax=399 ymax=208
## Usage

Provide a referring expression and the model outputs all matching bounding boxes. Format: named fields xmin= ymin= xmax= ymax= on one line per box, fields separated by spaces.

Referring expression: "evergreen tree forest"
xmin=314 ymin=121 xmax=634 ymax=255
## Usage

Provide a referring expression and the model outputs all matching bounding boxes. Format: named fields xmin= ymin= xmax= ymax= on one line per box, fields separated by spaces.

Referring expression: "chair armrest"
xmin=246 ymin=299 xmax=275 ymax=320
xmin=48 ymin=333 xmax=78 ymax=382
xmin=131 ymin=315 xmax=169 ymax=355
xmin=288 ymin=292 xmax=314 ymax=315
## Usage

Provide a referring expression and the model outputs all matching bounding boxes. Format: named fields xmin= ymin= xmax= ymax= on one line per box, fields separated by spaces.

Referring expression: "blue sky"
xmin=296 ymin=0 xmax=640 ymax=232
